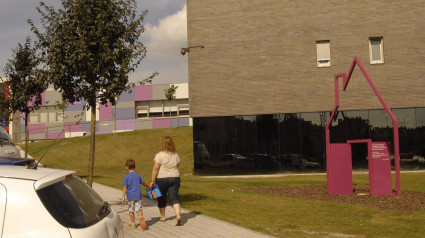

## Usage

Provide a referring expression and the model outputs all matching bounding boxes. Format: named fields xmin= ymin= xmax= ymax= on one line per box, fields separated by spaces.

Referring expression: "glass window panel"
xmin=137 ymin=112 xmax=148 ymax=118
xmin=49 ymin=112 xmax=56 ymax=122
xmin=29 ymin=115 xmax=39 ymax=123
xmin=240 ymin=115 xmax=256 ymax=122
xmin=300 ymin=112 xmax=326 ymax=126
xmin=164 ymin=100 xmax=178 ymax=113
xmin=149 ymin=112 xmax=163 ymax=118
xmin=149 ymin=107 xmax=163 ymax=113
xmin=344 ymin=110 xmax=369 ymax=120
xmin=40 ymin=113 xmax=47 ymax=123
xmin=178 ymin=104 xmax=189 ymax=109
xmin=371 ymin=40 xmax=381 ymax=61
xmin=393 ymin=108 xmax=415 ymax=128
xmin=149 ymin=101 xmax=163 ymax=113
xmin=369 ymin=109 xmax=390 ymax=128
xmin=178 ymin=110 xmax=189 ymax=116
xmin=57 ymin=112 xmax=64 ymax=121
xmin=342 ymin=110 xmax=370 ymax=140
xmin=370 ymin=37 xmax=383 ymax=63
xmin=415 ymin=108 xmax=425 ymax=127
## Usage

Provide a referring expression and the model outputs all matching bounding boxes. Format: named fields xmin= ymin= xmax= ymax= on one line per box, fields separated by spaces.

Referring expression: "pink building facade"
xmin=13 ymin=83 xmax=190 ymax=141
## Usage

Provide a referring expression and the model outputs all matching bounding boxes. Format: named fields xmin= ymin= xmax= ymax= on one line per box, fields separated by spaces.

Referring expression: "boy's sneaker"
xmin=139 ymin=217 xmax=147 ymax=230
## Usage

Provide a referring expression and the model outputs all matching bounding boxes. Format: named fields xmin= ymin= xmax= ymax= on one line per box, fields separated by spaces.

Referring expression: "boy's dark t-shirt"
xmin=122 ymin=172 xmax=144 ymax=201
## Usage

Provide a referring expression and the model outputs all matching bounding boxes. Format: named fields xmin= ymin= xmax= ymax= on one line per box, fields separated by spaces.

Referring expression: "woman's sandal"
xmin=128 ymin=223 xmax=136 ymax=229
xmin=158 ymin=217 xmax=166 ymax=222
xmin=175 ymin=217 xmax=182 ymax=226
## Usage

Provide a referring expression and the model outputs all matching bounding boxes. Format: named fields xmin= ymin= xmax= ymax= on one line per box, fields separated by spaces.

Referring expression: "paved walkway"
xmin=92 ymin=183 xmax=274 ymax=238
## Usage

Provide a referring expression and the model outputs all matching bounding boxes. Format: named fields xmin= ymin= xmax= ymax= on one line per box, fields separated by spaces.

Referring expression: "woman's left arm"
xmin=176 ymin=154 xmax=181 ymax=168
xmin=151 ymin=162 xmax=161 ymax=186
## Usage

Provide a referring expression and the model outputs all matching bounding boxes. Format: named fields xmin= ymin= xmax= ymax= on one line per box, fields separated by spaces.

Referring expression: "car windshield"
xmin=0 ymin=126 xmax=11 ymax=141
xmin=36 ymin=175 xmax=111 ymax=228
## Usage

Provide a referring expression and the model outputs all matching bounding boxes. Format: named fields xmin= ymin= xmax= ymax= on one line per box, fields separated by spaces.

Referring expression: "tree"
xmin=29 ymin=0 xmax=154 ymax=187
xmin=164 ymin=84 xmax=178 ymax=117
xmin=0 ymin=37 xmax=48 ymax=158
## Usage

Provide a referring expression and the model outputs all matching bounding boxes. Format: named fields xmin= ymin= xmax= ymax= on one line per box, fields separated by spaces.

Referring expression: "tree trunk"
xmin=24 ymin=112 xmax=29 ymax=158
xmin=87 ymin=104 xmax=96 ymax=187
xmin=169 ymin=101 xmax=171 ymax=117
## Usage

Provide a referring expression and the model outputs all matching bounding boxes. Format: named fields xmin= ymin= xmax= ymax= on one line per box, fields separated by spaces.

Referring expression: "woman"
xmin=150 ymin=136 xmax=182 ymax=226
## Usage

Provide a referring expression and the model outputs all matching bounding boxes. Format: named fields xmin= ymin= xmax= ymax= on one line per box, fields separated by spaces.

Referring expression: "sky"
xmin=0 ymin=0 xmax=188 ymax=85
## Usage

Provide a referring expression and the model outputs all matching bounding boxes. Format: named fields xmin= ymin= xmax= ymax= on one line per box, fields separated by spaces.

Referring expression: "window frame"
xmin=369 ymin=37 xmax=384 ymax=64
xmin=316 ymin=40 xmax=331 ymax=67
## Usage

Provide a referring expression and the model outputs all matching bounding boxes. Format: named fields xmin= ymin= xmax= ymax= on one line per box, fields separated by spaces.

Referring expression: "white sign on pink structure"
xmin=370 ymin=142 xmax=392 ymax=196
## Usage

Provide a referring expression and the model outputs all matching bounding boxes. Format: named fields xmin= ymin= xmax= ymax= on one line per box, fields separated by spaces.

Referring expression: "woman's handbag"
xmin=146 ymin=184 xmax=163 ymax=200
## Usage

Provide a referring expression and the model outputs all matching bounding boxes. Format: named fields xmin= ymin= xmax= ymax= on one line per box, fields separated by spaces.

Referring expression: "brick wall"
xmin=187 ymin=0 xmax=425 ymax=117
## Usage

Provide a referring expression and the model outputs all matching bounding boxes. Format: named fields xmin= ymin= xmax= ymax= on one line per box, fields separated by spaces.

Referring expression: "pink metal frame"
xmin=326 ymin=56 xmax=401 ymax=196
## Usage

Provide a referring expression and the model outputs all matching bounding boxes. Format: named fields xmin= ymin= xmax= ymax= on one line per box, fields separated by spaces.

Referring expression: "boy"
xmin=122 ymin=159 xmax=150 ymax=229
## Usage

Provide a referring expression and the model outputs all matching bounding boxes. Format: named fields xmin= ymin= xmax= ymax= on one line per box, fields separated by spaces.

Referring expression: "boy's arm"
xmin=122 ymin=186 xmax=127 ymax=204
xmin=142 ymin=182 xmax=150 ymax=188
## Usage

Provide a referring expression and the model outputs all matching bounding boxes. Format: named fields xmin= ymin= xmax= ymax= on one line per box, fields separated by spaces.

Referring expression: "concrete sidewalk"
xmin=92 ymin=183 xmax=274 ymax=238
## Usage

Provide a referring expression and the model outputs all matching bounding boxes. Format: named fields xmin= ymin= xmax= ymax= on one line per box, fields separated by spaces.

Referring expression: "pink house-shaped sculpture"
xmin=326 ymin=57 xmax=401 ymax=197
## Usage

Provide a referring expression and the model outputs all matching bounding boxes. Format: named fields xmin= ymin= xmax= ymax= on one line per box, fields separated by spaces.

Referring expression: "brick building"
xmin=187 ymin=0 xmax=425 ymax=174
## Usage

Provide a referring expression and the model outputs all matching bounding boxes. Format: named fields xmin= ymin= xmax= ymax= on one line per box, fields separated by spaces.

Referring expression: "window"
xmin=136 ymin=99 xmax=190 ymax=119
xmin=177 ymin=99 xmax=189 ymax=116
xmin=316 ymin=40 xmax=331 ymax=67
xmin=149 ymin=100 xmax=164 ymax=118
xmin=29 ymin=105 xmax=63 ymax=124
xmin=136 ymin=101 xmax=149 ymax=118
xmin=369 ymin=37 xmax=384 ymax=64
xmin=37 ymin=175 xmax=110 ymax=228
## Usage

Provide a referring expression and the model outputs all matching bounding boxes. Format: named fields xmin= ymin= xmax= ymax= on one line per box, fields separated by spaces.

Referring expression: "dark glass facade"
xmin=193 ymin=108 xmax=425 ymax=175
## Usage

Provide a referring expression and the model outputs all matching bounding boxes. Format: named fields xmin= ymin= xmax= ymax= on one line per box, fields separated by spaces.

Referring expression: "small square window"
xmin=29 ymin=114 xmax=39 ymax=124
xmin=369 ymin=37 xmax=384 ymax=64
xmin=316 ymin=40 xmax=331 ymax=67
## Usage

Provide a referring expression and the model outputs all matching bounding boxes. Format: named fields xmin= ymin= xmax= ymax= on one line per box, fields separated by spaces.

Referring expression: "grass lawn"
xmin=22 ymin=126 xmax=425 ymax=238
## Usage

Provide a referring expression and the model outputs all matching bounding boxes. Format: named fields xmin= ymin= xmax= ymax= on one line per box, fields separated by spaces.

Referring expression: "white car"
xmin=0 ymin=166 xmax=123 ymax=238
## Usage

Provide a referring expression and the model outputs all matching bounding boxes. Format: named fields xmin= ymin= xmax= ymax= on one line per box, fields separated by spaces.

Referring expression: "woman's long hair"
xmin=161 ymin=136 xmax=176 ymax=154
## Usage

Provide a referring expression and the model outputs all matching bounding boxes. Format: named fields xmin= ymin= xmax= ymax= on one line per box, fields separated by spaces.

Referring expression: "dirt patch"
xmin=245 ymin=185 xmax=425 ymax=211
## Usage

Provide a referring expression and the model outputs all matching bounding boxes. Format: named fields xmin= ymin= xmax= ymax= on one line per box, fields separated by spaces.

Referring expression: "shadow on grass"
xmin=179 ymin=193 xmax=208 ymax=203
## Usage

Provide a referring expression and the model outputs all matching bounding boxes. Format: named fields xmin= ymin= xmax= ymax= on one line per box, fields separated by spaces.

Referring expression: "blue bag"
xmin=146 ymin=184 xmax=162 ymax=200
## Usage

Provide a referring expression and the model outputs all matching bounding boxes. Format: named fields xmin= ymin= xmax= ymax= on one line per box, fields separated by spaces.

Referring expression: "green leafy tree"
xmin=164 ymin=84 xmax=178 ymax=117
xmin=0 ymin=37 xmax=48 ymax=158
xmin=29 ymin=0 xmax=154 ymax=187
